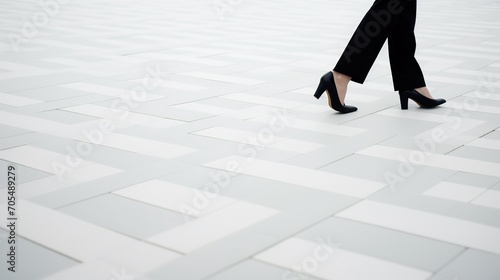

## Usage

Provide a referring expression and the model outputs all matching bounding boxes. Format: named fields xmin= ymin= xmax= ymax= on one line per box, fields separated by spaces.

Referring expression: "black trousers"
xmin=334 ymin=0 xmax=426 ymax=91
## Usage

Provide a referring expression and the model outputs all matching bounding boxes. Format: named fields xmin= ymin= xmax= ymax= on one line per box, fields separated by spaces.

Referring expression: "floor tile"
xmin=113 ymin=179 xmax=239 ymax=218
xmin=2 ymin=0 xmax=500 ymax=278
xmin=204 ymin=156 xmax=386 ymax=198
xmin=0 ymin=232 xmax=79 ymax=280
xmin=206 ymin=259 xmax=322 ymax=280
xmin=254 ymin=237 xmax=432 ymax=280
xmin=336 ymin=200 xmax=500 ymax=255
xmin=296 ymin=217 xmax=464 ymax=272
xmin=59 ymin=194 xmax=187 ymax=239
xmin=148 ymin=201 xmax=279 ymax=253
xmin=429 ymin=250 xmax=500 ymax=280
xmin=357 ymin=145 xmax=500 ymax=177
xmin=0 ymin=201 xmax=138 ymax=262
xmin=192 ymin=126 xmax=324 ymax=153
xmin=422 ymin=181 xmax=487 ymax=203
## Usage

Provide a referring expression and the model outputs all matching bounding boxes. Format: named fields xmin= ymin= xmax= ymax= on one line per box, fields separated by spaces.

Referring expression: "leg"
xmin=387 ymin=0 xmax=428 ymax=93
xmin=334 ymin=0 xmax=408 ymax=84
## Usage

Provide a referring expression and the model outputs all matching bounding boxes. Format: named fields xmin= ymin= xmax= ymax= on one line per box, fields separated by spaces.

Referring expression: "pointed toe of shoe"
xmin=339 ymin=105 xmax=358 ymax=113
xmin=427 ymin=98 xmax=446 ymax=108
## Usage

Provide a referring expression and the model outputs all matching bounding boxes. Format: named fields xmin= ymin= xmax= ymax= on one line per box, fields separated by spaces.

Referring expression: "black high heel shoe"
xmin=399 ymin=89 xmax=446 ymax=110
xmin=314 ymin=72 xmax=357 ymax=113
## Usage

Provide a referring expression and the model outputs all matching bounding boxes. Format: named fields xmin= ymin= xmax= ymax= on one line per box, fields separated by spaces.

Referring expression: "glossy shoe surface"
xmin=314 ymin=72 xmax=357 ymax=113
xmin=399 ymin=89 xmax=446 ymax=110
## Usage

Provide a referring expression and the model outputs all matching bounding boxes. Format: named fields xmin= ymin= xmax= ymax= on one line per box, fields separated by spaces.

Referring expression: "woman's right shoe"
xmin=399 ymin=89 xmax=446 ymax=110
xmin=314 ymin=72 xmax=357 ymax=113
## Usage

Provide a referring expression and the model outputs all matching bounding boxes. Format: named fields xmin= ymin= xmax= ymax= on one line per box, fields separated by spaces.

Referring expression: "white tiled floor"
xmin=1 ymin=0 xmax=500 ymax=279
xmin=423 ymin=181 xmax=487 ymax=203
xmin=254 ymin=237 xmax=432 ymax=280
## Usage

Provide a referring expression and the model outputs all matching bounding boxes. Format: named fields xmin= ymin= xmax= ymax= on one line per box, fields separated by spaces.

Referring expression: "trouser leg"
xmin=334 ymin=0 xmax=413 ymax=85
xmin=388 ymin=0 xmax=426 ymax=90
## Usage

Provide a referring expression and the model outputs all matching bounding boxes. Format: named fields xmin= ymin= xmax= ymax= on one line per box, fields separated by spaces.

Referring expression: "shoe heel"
xmin=399 ymin=92 xmax=409 ymax=110
xmin=314 ymin=81 xmax=327 ymax=99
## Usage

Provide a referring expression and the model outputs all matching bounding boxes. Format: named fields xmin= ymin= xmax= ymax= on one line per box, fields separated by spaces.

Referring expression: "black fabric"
xmin=334 ymin=0 xmax=426 ymax=91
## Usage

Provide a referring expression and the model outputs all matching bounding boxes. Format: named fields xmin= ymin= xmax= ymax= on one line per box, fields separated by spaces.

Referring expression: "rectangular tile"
xmin=223 ymin=53 xmax=288 ymax=63
xmin=423 ymin=48 xmax=500 ymax=60
xmin=254 ymin=237 xmax=431 ymax=280
xmin=181 ymin=71 xmax=264 ymax=85
xmin=37 ymin=261 xmax=117 ymax=280
xmin=205 ymin=259 xmax=323 ymax=280
xmin=0 ymin=234 xmax=78 ymax=280
xmin=336 ymin=200 xmax=500 ymax=255
xmin=0 ymin=92 xmax=41 ymax=106
xmin=100 ymin=241 xmax=180 ymax=275
xmin=441 ymin=101 xmax=500 ymax=115
xmin=296 ymin=217 xmax=464 ymax=272
xmin=429 ymin=249 xmax=500 ymax=280
xmin=0 ymin=60 xmax=39 ymax=71
xmin=414 ymin=118 xmax=486 ymax=143
xmin=192 ymin=127 xmax=324 ymax=153
xmin=133 ymin=53 xmax=231 ymax=66
xmin=0 ymin=111 xmax=76 ymax=139
xmin=16 ymin=175 xmax=79 ymax=200
xmin=447 ymin=69 xmax=500 ymax=79
xmin=221 ymin=93 xmax=304 ymax=108
xmin=0 ymin=69 xmax=56 ymax=81
xmin=159 ymin=80 xmax=206 ymax=91
xmin=222 ymin=105 xmax=279 ymax=120
xmin=466 ymin=138 xmax=500 ymax=151
xmin=357 ymin=145 xmax=500 ymax=177
xmin=73 ymin=132 xmax=197 ymax=160
xmin=422 ymin=182 xmax=486 ymax=203
xmin=376 ymin=108 xmax=449 ymax=123
xmin=63 ymin=104 xmax=165 ymax=125
xmin=59 ymin=82 xmax=164 ymax=101
xmin=42 ymin=57 xmax=91 ymax=67
xmin=148 ymin=201 xmax=279 ymax=253
xmin=0 ymin=201 xmax=136 ymax=262
xmin=0 ymin=145 xmax=121 ymax=182
xmin=249 ymin=116 xmax=366 ymax=137
xmin=203 ymin=156 xmax=386 ymax=198
xmin=464 ymin=92 xmax=500 ymax=102
xmin=126 ymin=76 xmax=206 ymax=92
xmin=114 ymin=179 xmax=239 ymax=218
xmin=471 ymin=189 xmax=500 ymax=210
xmin=172 ymin=103 xmax=235 ymax=115
xmin=139 ymin=119 xmax=186 ymax=129
xmin=59 ymin=193 xmax=186 ymax=239
xmin=425 ymin=75 xmax=480 ymax=86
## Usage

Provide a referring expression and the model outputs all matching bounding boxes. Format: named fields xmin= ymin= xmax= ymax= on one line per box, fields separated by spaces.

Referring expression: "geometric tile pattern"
xmin=1 ymin=0 xmax=500 ymax=279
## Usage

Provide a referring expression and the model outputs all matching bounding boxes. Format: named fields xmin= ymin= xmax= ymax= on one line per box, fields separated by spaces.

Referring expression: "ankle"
xmin=415 ymin=87 xmax=433 ymax=99
xmin=332 ymin=71 xmax=351 ymax=82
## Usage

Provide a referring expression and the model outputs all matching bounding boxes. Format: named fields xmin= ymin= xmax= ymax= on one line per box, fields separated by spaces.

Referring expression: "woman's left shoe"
xmin=399 ymin=89 xmax=446 ymax=110
xmin=314 ymin=72 xmax=357 ymax=113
